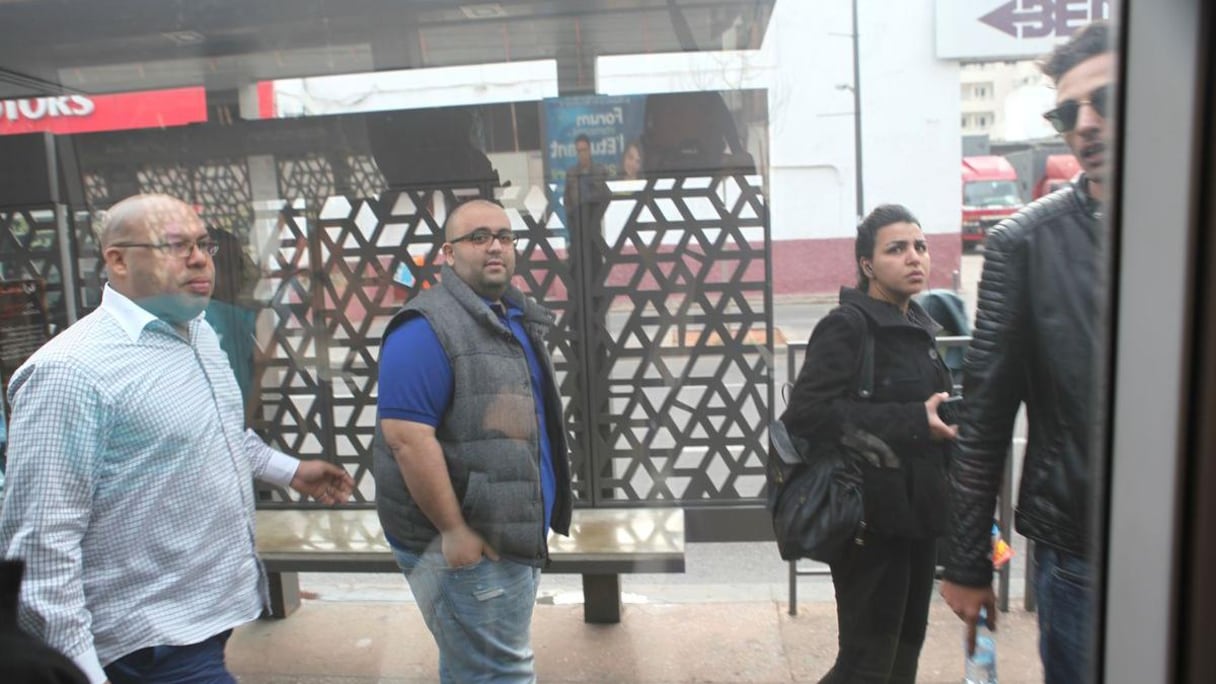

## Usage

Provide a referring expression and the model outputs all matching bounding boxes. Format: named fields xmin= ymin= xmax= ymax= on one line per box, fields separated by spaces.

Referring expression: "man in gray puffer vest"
xmin=374 ymin=199 xmax=573 ymax=684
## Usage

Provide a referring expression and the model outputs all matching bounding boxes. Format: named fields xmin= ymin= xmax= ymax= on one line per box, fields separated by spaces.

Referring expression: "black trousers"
xmin=819 ymin=536 xmax=937 ymax=684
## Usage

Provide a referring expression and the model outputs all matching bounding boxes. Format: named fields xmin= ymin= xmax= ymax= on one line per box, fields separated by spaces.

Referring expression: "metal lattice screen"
xmin=138 ymin=162 xmax=254 ymax=241
xmin=577 ymin=176 xmax=773 ymax=504
xmin=251 ymin=175 xmax=772 ymax=508
xmin=0 ymin=206 xmax=70 ymax=333
xmin=23 ymin=140 xmax=775 ymax=518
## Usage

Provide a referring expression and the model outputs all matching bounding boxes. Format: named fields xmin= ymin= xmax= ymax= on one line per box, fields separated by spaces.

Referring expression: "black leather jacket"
xmin=945 ymin=175 xmax=1104 ymax=587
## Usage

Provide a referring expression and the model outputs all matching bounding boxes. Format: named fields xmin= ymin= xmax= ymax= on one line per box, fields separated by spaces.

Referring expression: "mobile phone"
xmin=938 ymin=394 xmax=964 ymax=424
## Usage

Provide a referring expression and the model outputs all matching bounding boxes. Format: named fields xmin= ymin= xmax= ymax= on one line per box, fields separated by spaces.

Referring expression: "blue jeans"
xmin=104 ymin=630 xmax=235 ymax=684
xmin=1033 ymin=544 xmax=1093 ymax=684
xmin=393 ymin=545 xmax=542 ymax=684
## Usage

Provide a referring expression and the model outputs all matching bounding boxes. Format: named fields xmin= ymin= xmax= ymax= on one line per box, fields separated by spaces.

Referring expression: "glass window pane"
xmin=0 ymin=2 xmax=1141 ymax=684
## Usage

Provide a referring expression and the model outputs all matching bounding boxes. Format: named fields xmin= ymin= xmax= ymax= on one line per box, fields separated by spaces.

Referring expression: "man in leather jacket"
xmin=942 ymin=21 xmax=1112 ymax=684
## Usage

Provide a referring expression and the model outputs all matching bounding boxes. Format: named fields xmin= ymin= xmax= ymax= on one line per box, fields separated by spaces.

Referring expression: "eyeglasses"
xmin=1042 ymin=84 xmax=1110 ymax=133
xmin=448 ymin=229 xmax=518 ymax=247
xmin=111 ymin=238 xmax=220 ymax=258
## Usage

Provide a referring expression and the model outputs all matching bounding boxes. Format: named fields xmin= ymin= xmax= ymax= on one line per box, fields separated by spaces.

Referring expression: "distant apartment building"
xmin=960 ymin=60 xmax=1057 ymax=142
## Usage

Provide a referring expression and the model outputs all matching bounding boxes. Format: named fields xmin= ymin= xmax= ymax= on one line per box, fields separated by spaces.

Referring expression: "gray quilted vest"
xmin=372 ymin=265 xmax=572 ymax=566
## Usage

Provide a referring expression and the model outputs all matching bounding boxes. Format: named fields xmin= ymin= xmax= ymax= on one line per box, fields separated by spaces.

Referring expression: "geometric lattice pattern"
xmin=67 ymin=162 xmax=256 ymax=316
xmin=70 ymin=210 xmax=105 ymax=315
xmin=344 ymin=155 xmax=387 ymax=200
xmin=138 ymin=161 xmax=254 ymax=241
xmin=252 ymin=176 xmax=772 ymax=507
xmin=277 ymin=155 xmax=386 ymax=209
xmin=570 ymin=175 xmax=773 ymax=504
xmin=12 ymin=162 xmax=774 ymax=511
xmin=0 ymin=206 xmax=71 ymax=332
xmin=250 ymin=200 xmax=331 ymax=504
xmin=253 ymin=188 xmax=485 ymax=505
xmin=277 ymin=156 xmax=335 ymax=211
xmin=499 ymin=183 xmax=592 ymax=502
xmin=82 ymin=172 xmax=110 ymax=209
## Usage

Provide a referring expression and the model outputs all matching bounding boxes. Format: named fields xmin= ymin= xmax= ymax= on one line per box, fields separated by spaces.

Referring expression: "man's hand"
xmin=941 ymin=580 xmax=998 ymax=654
xmin=290 ymin=460 xmax=355 ymax=504
xmin=441 ymin=523 xmax=500 ymax=569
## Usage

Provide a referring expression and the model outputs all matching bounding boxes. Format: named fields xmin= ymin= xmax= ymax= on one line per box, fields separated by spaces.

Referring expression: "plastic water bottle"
xmin=964 ymin=607 xmax=998 ymax=684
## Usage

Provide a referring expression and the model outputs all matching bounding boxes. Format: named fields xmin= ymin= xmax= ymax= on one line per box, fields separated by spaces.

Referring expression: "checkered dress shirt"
xmin=0 ymin=286 xmax=298 ymax=684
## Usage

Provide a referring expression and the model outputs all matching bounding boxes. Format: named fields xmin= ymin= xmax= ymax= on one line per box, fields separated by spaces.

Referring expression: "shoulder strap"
xmin=841 ymin=302 xmax=875 ymax=401
xmin=857 ymin=323 xmax=875 ymax=400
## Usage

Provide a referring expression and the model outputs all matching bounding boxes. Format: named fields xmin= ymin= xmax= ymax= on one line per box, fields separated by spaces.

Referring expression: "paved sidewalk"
xmin=228 ymin=598 xmax=1043 ymax=683
xmin=228 ymin=255 xmax=1015 ymax=682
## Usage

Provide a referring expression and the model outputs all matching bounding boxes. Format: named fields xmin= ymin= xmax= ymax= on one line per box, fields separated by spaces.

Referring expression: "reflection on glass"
xmin=963 ymin=180 xmax=1022 ymax=208
xmin=0 ymin=1 xmax=1122 ymax=683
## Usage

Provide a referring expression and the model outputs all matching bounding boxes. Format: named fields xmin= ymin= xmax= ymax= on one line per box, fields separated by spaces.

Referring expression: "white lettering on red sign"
xmin=3 ymin=95 xmax=96 ymax=122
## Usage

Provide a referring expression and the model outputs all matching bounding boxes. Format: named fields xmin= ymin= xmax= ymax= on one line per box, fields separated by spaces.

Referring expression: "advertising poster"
xmin=542 ymin=94 xmax=646 ymax=186
xmin=0 ymin=279 xmax=50 ymax=392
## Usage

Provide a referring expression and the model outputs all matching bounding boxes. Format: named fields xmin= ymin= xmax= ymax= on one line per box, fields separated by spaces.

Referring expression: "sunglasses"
xmin=1042 ymin=84 xmax=1110 ymax=133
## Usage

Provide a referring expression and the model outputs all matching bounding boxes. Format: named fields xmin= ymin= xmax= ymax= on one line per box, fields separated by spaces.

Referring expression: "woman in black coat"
xmin=782 ymin=204 xmax=958 ymax=684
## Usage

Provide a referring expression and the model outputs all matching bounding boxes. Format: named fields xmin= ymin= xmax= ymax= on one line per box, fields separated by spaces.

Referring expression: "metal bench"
xmin=255 ymin=507 xmax=685 ymax=624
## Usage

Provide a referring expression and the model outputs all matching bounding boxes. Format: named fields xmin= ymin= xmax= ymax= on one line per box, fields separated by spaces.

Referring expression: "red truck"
xmin=1032 ymin=154 xmax=1082 ymax=200
xmin=961 ymin=155 xmax=1023 ymax=249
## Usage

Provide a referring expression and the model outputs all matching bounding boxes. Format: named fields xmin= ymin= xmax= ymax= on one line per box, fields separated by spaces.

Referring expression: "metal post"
xmin=45 ymin=130 xmax=79 ymax=327
xmin=851 ymin=0 xmax=864 ymax=218
xmin=54 ymin=204 xmax=78 ymax=326
xmin=1024 ymin=539 xmax=1037 ymax=612
xmin=788 ymin=560 xmax=798 ymax=616
xmin=997 ymin=444 xmax=1014 ymax=612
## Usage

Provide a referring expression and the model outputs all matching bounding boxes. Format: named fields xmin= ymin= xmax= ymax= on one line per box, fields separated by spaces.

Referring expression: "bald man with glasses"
xmin=0 ymin=194 xmax=354 ymax=684
xmin=374 ymin=198 xmax=572 ymax=683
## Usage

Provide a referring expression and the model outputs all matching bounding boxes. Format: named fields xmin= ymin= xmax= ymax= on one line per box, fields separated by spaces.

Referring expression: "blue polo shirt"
xmin=378 ymin=300 xmax=557 ymax=533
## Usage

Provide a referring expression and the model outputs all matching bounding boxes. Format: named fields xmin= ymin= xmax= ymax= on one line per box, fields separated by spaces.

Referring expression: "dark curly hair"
xmin=1041 ymin=21 xmax=1112 ymax=84
xmin=855 ymin=204 xmax=921 ymax=291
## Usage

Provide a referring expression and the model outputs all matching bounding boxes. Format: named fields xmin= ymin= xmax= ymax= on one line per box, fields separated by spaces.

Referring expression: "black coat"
xmin=781 ymin=287 xmax=954 ymax=540
xmin=946 ymin=175 xmax=1102 ymax=587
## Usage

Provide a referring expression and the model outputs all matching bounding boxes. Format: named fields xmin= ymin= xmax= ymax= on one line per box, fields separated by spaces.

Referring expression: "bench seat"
xmin=255 ymin=507 xmax=685 ymax=624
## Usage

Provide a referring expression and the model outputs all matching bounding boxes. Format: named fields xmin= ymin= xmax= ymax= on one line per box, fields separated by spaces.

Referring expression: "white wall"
xmin=760 ymin=0 xmax=857 ymax=241
xmin=595 ymin=0 xmax=961 ymax=242
xmin=856 ymin=0 xmax=961 ymax=235
xmin=260 ymin=60 xmax=558 ymax=117
xmin=596 ymin=50 xmax=775 ymax=96
xmin=763 ymin=0 xmax=962 ymax=239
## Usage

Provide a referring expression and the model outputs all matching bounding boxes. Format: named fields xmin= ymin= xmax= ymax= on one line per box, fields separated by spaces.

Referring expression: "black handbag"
xmin=768 ymin=314 xmax=883 ymax=563
xmin=768 ymin=419 xmax=867 ymax=563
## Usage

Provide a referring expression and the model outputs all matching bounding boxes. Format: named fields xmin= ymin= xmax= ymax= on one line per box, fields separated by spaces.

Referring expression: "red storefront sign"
xmin=0 ymin=87 xmax=207 ymax=136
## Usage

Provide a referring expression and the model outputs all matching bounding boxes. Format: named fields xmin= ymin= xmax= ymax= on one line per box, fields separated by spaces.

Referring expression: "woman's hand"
xmin=924 ymin=392 xmax=959 ymax=442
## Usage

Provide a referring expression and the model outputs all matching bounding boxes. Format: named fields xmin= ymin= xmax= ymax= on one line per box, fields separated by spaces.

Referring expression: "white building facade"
xmin=595 ymin=0 xmax=963 ymax=294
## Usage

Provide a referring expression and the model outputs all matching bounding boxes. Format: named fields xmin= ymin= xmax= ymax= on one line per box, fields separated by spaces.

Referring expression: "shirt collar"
xmin=478 ymin=294 xmax=520 ymax=319
xmin=100 ymin=284 xmax=202 ymax=342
